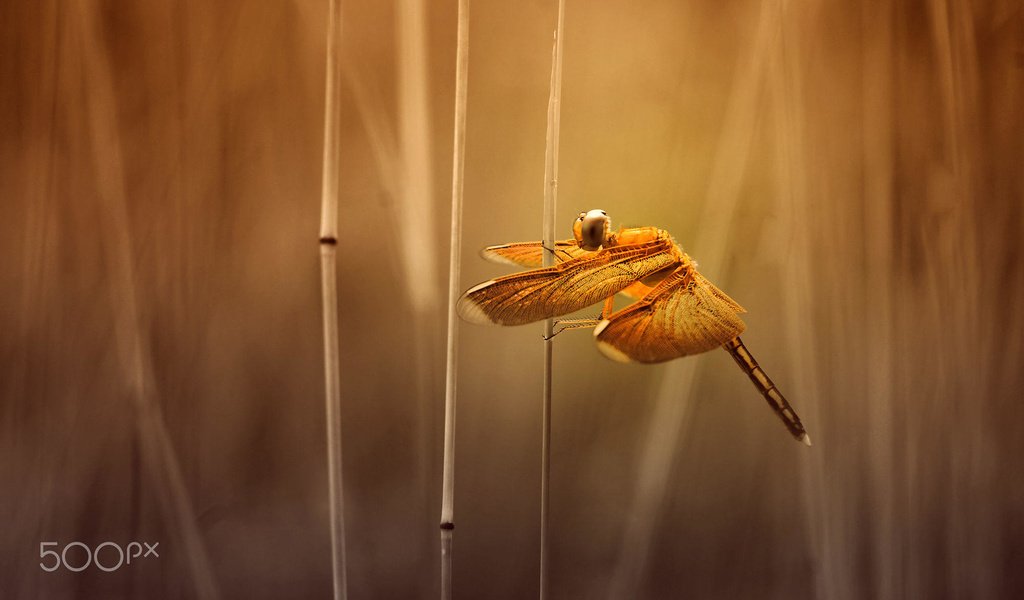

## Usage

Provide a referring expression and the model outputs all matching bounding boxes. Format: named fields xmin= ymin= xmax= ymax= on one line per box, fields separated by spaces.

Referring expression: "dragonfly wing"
xmin=594 ymin=267 xmax=746 ymax=363
xmin=481 ymin=239 xmax=589 ymax=267
xmin=618 ymin=264 xmax=677 ymax=299
xmin=458 ymin=239 xmax=678 ymax=326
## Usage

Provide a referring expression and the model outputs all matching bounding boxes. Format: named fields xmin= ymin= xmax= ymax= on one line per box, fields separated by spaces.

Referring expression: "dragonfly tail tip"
xmin=800 ymin=433 xmax=812 ymax=447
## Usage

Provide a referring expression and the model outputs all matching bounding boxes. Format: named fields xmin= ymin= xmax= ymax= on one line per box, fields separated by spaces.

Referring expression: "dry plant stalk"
xmin=539 ymin=2 xmax=566 ymax=598
xmin=318 ymin=0 xmax=348 ymax=599
xmin=859 ymin=1 xmax=899 ymax=596
xmin=441 ymin=0 xmax=470 ymax=598
xmin=764 ymin=6 xmax=840 ymax=600
xmin=343 ymin=2 xmax=441 ymax=580
xmin=926 ymin=1 xmax=993 ymax=596
xmin=608 ymin=1 xmax=778 ymax=596
xmin=396 ymin=0 xmax=439 ymax=314
xmin=396 ymin=0 xmax=442 ymax=553
xmin=73 ymin=0 xmax=220 ymax=598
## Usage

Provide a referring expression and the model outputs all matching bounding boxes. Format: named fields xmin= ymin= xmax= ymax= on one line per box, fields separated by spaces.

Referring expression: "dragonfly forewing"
xmin=481 ymin=239 xmax=590 ymax=267
xmin=457 ymin=238 xmax=678 ymax=326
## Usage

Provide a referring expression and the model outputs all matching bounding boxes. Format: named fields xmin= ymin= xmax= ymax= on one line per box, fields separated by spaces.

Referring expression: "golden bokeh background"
xmin=1 ymin=0 xmax=1022 ymax=598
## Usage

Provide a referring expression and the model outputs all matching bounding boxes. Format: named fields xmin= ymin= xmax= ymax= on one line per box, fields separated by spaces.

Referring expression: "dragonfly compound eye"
xmin=579 ymin=209 xmax=610 ymax=251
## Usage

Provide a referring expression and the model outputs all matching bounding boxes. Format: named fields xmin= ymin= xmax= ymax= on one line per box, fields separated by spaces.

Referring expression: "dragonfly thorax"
xmin=573 ymin=209 xmax=611 ymax=251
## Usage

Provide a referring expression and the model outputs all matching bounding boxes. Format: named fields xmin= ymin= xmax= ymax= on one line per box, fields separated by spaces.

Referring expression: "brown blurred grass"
xmin=1 ymin=1 xmax=1022 ymax=598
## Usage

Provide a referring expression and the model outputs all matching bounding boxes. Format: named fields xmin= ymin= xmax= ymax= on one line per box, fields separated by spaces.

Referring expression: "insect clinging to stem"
xmin=457 ymin=209 xmax=811 ymax=446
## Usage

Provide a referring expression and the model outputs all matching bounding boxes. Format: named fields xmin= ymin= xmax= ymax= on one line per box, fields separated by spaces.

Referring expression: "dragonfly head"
xmin=573 ymin=209 xmax=610 ymax=251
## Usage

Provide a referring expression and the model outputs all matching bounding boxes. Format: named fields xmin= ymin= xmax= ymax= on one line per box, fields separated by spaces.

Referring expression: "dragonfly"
xmin=457 ymin=209 xmax=811 ymax=446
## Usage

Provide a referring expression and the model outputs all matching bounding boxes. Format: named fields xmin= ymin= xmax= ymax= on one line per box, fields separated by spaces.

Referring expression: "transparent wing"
xmin=594 ymin=266 xmax=746 ymax=363
xmin=458 ymin=239 xmax=678 ymax=326
xmin=619 ymin=279 xmax=658 ymax=300
xmin=482 ymin=242 xmax=667 ymax=301
xmin=481 ymin=239 xmax=590 ymax=267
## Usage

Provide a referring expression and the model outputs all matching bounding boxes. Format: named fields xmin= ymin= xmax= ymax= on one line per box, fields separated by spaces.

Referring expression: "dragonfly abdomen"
xmin=722 ymin=336 xmax=811 ymax=446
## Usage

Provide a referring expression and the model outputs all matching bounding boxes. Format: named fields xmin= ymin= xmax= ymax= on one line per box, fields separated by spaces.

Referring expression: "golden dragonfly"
xmin=457 ymin=209 xmax=811 ymax=445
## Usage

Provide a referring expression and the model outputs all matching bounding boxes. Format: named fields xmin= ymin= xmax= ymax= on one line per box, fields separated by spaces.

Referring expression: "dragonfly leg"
xmin=601 ymin=296 xmax=615 ymax=319
xmin=543 ymin=295 xmax=615 ymax=340
xmin=543 ymin=317 xmax=602 ymax=340
xmin=541 ymin=243 xmax=557 ymax=262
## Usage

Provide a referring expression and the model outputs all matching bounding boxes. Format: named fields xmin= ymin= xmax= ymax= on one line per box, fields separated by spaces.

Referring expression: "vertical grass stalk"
xmin=441 ymin=0 xmax=470 ymax=598
xmin=318 ymin=1 xmax=348 ymax=599
xmin=763 ymin=5 xmax=853 ymax=600
xmin=74 ymin=1 xmax=220 ymax=598
xmin=860 ymin=1 xmax=899 ymax=597
xmin=608 ymin=2 xmax=776 ymax=595
xmin=927 ymin=1 xmax=992 ymax=595
xmin=396 ymin=0 xmax=442 ymax=559
xmin=540 ymin=3 xmax=566 ymax=598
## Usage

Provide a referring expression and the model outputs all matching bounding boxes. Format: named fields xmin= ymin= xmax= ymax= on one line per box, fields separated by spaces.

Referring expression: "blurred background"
xmin=2 ymin=0 xmax=1022 ymax=598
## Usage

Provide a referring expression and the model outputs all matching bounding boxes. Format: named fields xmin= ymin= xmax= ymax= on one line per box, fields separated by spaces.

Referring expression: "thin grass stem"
xmin=396 ymin=0 xmax=441 ymax=556
xmin=440 ymin=0 xmax=470 ymax=597
xmin=540 ymin=3 xmax=566 ymax=598
xmin=860 ymin=1 xmax=899 ymax=596
xmin=608 ymin=2 xmax=776 ymax=596
xmin=318 ymin=1 xmax=348 ymax=598
xmin=73 ymin=1 xmax=220 ymax=598
xmin=764 ymin=8 xmax=843 ymax=600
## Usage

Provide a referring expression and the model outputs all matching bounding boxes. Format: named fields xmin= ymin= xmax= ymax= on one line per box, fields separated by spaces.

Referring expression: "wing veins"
xmin=595 ymin=265 xmax=747 ymax=362
xmin=458 ymin=239 xmax=677 ymax=325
